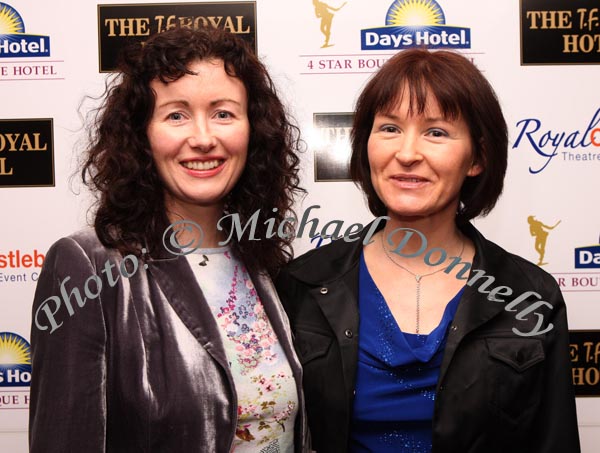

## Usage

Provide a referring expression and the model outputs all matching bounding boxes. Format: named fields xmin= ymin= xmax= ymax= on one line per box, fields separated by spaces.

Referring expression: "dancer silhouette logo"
xmin=312 ymin=0 xmax=347 ymax=48
xmin=527 ymin=216 xmax=560 ymax=266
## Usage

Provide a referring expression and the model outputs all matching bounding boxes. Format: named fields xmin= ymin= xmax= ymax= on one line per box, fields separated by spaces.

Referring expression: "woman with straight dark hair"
xmin=277 ymin=49 xmax=579 ymax=452
xmin=30 ymin=27 xmax=308 ymax=452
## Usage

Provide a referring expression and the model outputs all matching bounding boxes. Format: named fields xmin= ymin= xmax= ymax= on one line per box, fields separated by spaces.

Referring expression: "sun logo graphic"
xmin=0 ymin=2 xmax=50 ymax=58
xmin=0 ymin=332 xmax=31 ymax=387
xmin=361 ymin=0 xmax=470 ymax=50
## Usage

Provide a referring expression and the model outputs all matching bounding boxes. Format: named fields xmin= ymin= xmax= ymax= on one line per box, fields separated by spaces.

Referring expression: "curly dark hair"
xmin=82 ymin=26 xmax=303 ymax=276
xmin=350 ymin=49 xmax=508 ymax=224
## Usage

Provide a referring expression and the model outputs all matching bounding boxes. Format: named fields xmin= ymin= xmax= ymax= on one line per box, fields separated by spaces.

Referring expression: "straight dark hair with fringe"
xmin=350 ymin=49 xmax=508 ymax=224
xmin=82 ymin=26 xmax=304 ymax=276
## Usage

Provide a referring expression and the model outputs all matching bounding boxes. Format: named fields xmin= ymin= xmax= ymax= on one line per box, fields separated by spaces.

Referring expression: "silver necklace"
xmin=380 ymin=230 xmax=465 ymax=334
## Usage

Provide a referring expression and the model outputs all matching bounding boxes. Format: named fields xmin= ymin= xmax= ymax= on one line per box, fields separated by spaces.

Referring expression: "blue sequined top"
xmin=350 ymin=253 xmax=464 ymax=453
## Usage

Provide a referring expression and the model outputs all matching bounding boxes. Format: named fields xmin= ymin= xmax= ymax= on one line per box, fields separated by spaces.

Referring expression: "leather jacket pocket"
xmin=294 ymin=327 xmax=333 ymax=365
xmin=485 ymin=337 xmax=545 ymax=425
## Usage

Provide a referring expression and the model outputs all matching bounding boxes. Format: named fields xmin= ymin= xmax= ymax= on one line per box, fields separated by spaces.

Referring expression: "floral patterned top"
xmin=186 ymin=247 xmax=298 ymax=453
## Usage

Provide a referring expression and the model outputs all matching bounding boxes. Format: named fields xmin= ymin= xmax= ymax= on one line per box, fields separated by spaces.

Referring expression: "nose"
xmin=187 ymin=119 xmax=217 ymax=152
xmin=394 ymin=132 xmax=422 ymax=166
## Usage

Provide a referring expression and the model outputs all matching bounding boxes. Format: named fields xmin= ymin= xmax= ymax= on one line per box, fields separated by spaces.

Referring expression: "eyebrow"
xmin=376 ymin=112 xmax=451 ymax=123
xmin=155 ymin=98 xmax=244 ymax=109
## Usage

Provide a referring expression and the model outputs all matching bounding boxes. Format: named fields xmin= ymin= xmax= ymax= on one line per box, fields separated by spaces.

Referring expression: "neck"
xmin=381 ymin=214 xmax=465 ymax=259
xmin=165 ymin=200 xmax=226 ymax=249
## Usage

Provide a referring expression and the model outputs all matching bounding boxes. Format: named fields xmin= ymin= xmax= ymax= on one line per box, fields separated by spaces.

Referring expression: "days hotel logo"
xmin=575 ymin=235 xmax=600 ymax=269
xmin=0 ymin=332 xmax=31 ymax=411
xmin=0 ymin=3 xmax=63 ymax=81
xmin=553 ymin=232 xmax=600 ymax=293
xmin=0 ymin=3 xmax=50 ymax=58
xmin=0 ymin=332 xmax=31 ymax=388
xmin=361 ymin=0 xmax=471 ymax=51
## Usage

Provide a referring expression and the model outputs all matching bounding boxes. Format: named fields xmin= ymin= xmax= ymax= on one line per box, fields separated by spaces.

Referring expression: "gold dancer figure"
xmin=528 ymin=215 xmax=561 ymax=266
xmin=313 ymin=0 xmax=347 ymax=48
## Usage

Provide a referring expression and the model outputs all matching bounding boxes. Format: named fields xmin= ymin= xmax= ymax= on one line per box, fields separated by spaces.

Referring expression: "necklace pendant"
xmin=415 ymin=275 xmax=422 ymax=282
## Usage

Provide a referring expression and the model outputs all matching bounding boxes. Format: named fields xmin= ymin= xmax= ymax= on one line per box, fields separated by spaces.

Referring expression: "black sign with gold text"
xmin=521 ymin=0 xmax=600 ymax=64
xmin=0 ymin=119 xmax=54 ymax=188
xmin=313 ymin=113 xmax=354 ymax=182
xmin=98 ymin=2 xmax=257 ymax=72
xmin=570 ymin=330 xmax=600 ymax=396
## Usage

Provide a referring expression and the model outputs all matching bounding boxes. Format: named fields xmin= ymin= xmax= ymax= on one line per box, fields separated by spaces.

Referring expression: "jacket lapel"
xmin=146 ymin=255 xmax=230 ymax=371
xmin=438 ymin=223 xmax=519 ymax=384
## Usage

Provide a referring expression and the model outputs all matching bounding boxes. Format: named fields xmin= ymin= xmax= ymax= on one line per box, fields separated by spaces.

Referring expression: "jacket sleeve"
xmin=532 ymin=282 xmax=581 ymax=453
xmin=29 ymin=237 xmax=108 ymax=453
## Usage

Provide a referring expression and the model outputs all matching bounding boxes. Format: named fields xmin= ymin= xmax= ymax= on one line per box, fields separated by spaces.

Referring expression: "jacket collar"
xmin=451 ymin=221 xmax=541 ymax=337
xmin=451 ymin=222 xmax=508 ymax=334
xmin=286 ymin=219 xmax=383 ymax=284
xmin=286 ymin=219 xmax=530 ymax=367
xmin=287 ymin=219 xmax=519 ymax=332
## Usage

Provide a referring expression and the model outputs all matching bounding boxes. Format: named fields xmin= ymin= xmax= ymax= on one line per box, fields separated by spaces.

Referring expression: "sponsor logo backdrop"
xmin=1 ymin=0 xmax=599 ymax=451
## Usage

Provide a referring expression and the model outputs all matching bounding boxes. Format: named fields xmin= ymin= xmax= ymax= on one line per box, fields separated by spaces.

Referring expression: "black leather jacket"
xmin=276 ymin=221 xmax=580 ymax=453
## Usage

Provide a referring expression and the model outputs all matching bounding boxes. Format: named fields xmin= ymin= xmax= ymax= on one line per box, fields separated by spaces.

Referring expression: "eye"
xmin=167 ymin=112 xmax=184 ymax=121
xmin=215 ymin=111 xmax=233 ymax=120
xmin=427 ymin=128 xmax=448 ymax=138
xmin=380 ymin=124 xmax=399 ymax=133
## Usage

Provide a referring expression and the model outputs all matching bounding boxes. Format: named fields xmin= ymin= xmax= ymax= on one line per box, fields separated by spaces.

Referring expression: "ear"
xmin=467 ymin=138 xmax=485 ymax=177
xmin=467 ymin=161 xmax=483 ymax=177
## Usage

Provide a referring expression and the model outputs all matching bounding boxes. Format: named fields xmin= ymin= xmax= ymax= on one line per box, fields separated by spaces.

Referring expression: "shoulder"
xmin=32 ymin=228 xmax=114 ymax=336
xmin=281 ymin=234 xmax=362 ymax=285
xmin=44 ymin=228 xmax=121 ymax=270
xmin=482 ymin=233 xmax=558 ymax=286
xmin=278 ymin=217 xmax=384 ymax=287
xmin=276 ymin=236 xmax=360 ymax=317
xmin=466 ymin=223 xmax=563 ymax=303
xmin=36 ymin=228 xmax=126 ymax=308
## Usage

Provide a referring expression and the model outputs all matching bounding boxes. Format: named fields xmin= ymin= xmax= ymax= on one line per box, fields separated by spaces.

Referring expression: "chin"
xmin=386 ymin=204 xmax=428 ymax=216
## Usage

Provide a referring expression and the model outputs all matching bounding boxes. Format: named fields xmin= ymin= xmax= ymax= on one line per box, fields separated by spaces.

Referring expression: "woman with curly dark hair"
xmin=29 ymin=27 xmax=308 ymax=452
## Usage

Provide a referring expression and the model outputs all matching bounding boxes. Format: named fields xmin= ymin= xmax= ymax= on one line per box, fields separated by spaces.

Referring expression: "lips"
xmin=181 ymin=159 xmax=223 ymax=171
xmin=395 ymin=177 xmax=424 ymax=182
xmin=391 ymin=174 xmax=428 ymax=183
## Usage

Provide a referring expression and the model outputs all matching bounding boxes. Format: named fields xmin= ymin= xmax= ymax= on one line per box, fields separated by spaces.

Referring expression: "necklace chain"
xmin=380 ymin=230 xmax=465 ymax=335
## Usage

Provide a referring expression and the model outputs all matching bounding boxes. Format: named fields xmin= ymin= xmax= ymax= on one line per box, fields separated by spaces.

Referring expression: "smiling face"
xmin=367 ymin=89 xmax=482 ymax=224
xmin=147 ymin=59 xmax=250 ymax=218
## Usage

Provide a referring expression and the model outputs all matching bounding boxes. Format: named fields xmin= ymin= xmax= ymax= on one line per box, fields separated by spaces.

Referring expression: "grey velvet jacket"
xmin=29 ymin=229 xmax=309 ymax=453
